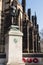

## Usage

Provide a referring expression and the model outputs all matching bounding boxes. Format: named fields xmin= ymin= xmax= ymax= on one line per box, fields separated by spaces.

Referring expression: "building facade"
xmin=0 ymin=0 xmax=41 ymax=64
xmin=0 ymin=0 xmax=23 ymax=53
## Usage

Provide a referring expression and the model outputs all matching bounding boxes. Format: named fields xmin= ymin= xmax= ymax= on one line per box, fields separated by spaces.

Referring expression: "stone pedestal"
xmin=5 ymin=25 xmax=25 ymax=65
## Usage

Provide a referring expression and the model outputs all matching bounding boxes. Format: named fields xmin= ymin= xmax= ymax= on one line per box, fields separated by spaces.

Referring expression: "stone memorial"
xmin=5 ymin=25 xmax=25 ymax=65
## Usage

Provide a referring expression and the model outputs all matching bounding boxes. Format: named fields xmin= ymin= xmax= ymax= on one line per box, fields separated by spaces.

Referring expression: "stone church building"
xmin=0 ymin=0 xmax=40 ymax=64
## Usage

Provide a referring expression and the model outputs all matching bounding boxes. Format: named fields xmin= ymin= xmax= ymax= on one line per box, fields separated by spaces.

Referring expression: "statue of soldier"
xmin=10 ymin=0 xmax=18 ymax=25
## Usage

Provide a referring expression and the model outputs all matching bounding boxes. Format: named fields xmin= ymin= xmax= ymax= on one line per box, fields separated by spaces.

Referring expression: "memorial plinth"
xmin=5 ymin=25 xmax=25 ymax=65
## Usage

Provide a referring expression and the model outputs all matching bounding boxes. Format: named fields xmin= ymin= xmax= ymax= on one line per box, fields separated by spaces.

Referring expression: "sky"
xmin=18 ymin=0 xmax=43 ymax=32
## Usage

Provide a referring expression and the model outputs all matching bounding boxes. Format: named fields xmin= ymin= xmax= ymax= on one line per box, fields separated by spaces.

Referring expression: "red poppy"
xmin=33 ymin=58 xmax=38 ymax=63
xmin=27 ymin=58 xmax=32 ymax=63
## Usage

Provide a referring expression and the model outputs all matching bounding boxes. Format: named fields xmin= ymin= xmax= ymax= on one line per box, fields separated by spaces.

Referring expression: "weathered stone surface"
xmin=5 ymin=25 xmax=25 ymax=65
